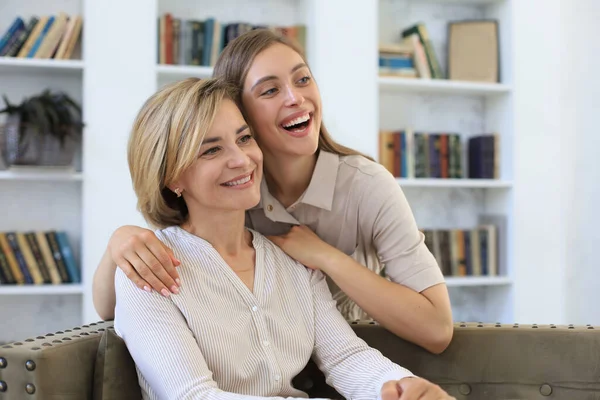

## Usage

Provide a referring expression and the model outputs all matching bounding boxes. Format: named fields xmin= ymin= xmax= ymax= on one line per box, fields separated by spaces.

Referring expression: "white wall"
xmin=513 ymin=0 xmax=600 ymax=325
xmin=82 ymin=0 xmax=156 ymax=322
xmin=564 ymin=1 xmax=600 ymax=324
xmin=512 ymin=0 xmax=567 ymax=324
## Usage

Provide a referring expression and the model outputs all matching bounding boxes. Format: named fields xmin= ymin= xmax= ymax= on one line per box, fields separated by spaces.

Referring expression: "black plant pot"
xmin=1 ymin=114 xmax=79 ymax=167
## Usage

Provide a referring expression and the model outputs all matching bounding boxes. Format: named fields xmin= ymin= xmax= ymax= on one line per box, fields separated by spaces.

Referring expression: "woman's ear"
xmin=167 ymin=183 xmax=183 ymax=197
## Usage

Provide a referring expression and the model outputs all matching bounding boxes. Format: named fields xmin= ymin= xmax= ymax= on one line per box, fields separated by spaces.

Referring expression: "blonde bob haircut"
xmin=127 ymin=77 xmax=240 ymax=229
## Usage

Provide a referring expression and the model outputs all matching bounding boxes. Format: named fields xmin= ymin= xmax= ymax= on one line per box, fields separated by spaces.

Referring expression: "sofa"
xmin=0 ymin=320 xmax=599 ymax=400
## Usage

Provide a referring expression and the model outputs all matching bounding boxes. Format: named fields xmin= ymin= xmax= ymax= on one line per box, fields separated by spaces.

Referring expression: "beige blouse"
xmin=246 ymin=151 xmax=445 ymax=321
xmin=114 ymin=227 xmax=413 ymax=400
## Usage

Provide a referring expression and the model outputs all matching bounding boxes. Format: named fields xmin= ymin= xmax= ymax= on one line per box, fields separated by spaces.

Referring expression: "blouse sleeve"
xmin=309 ymin=268 xmax=414 ymax=399
xmin=114 ymin=269 xmax=322 ymax=400
xmin=358 ymin=167 xmax=445 ymax=292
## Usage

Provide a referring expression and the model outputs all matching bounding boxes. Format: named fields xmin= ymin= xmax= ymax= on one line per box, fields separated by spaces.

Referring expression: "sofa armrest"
xmin=0 ymin=321 xmax=109 ymax=400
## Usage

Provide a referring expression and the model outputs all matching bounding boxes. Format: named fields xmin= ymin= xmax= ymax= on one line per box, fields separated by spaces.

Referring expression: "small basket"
xmin=0 ymin=114 xmax=79 ymax=167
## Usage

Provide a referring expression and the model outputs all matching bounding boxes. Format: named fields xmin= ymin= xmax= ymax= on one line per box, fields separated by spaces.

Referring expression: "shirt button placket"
xmin=251 ymin=305 xmax=281 ymax=390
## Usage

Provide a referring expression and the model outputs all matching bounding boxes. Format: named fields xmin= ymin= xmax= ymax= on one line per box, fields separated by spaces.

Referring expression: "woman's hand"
xmin=266 ymin=225 xmax=345 ymax=272
xmin=380 ymin=377 xmax=455 ymax=400
xmin=109 ymin=225 xmax=181 ymax=296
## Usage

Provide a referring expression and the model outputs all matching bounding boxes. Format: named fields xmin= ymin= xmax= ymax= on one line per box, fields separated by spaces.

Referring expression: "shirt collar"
xmin=251 ymin=150 xmax=339 ymax=220
xmin=300 ymin=150 xmax=338 ymax=211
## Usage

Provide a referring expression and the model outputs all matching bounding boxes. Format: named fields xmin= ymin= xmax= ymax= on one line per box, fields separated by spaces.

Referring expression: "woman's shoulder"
xmin=337 ymin=153 xmax=396 ymax=188
xmin=154 ymin=225 xmax=212 ymax=249
xmin=251 ymin=229 xmax=312 ymax=273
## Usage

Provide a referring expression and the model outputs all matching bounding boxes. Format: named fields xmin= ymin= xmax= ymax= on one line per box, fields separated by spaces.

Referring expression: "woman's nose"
xmin=284 ymin=86 xmax=305 ymax=107
xmin=227 ymin=147 xmax=251 ymax=169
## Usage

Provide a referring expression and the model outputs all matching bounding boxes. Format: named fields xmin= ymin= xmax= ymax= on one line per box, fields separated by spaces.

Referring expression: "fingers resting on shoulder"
xmin=109 ymin=225 xmax=181 ymax=297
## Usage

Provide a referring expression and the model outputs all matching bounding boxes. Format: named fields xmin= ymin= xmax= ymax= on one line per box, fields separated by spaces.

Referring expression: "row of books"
xmin=0 ymin=231 xmax=80 ymax=285
xmin=0 ymin=13 xmax=82 ymax=60
xmin=379 ymin=129 xmax=500 ymax=179
xmin=158 ymin=13 xmax=306 ymax=67
xmin=422 ymin=226 xmax=498 ymax=277
xmin=379 ymin=23 xmax=443 ymax=79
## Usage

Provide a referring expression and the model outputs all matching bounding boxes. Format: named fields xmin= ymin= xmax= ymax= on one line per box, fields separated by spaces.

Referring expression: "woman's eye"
xmin=298 ymin=76 xmax=311 ymax=84
xmin=239 ymin=134 xmax=253 ymax=144
xmin=201 ymin=147 xmax=220 ymax=156
xmin=261 ymin=88 xmax=277 ymax=96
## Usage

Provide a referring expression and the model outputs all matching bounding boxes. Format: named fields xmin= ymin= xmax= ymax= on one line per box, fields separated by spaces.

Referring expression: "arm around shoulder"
xmin=91 ymin=225 xmax=182 ymax=321
xmin=360 ymin=168 xmax=454 ymax=353
xmin=92 ymin=246 xmax=118 ymax=320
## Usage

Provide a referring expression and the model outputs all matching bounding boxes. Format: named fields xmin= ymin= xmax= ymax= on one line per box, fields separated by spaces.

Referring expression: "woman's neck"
xmin=263 ymin=152 xmax=317 ymax=208
xmin=182 ymin=210 xmax=251 ymax=257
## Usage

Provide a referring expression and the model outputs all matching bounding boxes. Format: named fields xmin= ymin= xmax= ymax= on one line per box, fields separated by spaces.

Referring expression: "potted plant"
xmin=0 ymin=90 xmax=84 ymax=167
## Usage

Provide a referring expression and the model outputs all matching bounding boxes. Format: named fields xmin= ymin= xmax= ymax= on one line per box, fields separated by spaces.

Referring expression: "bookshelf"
xmin=0 ymin=169 xmax=82 ymax=181
xmin=445 ymin=276 xmax=511 ymax=287
xmin=3 ymin=0 xmax=559 ymax=340
xmin=379 ymin=76 xmax=512 ymax=96
xmin=0 ymin=284 xmax=84 ymax=295
xmin=156 ymin=64 xmax=213 ymax=79
xmin=0 ymin=57 xmax=83 ymax=70
xmin=397 ymin=178 xmax=512 ymax=189
xmin=377 ymin=0 xmax=514 ymax=323
xmin=0 ymin=0 xmax=84 ymax=342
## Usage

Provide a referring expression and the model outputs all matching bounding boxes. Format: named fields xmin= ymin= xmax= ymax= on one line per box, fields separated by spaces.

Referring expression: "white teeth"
xmin=282 ymin=113 xmax=310 ymax=128
xmin=223 ymin=175 xmax=251 ymax=187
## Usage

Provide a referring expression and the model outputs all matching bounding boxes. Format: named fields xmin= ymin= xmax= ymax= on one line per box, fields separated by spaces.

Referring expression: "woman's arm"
xmin=114 ymin=268 xmax=319 ymax=400
xmin=308 ymin=268 xmax=451 ymax=399
xmin=92 ymin=225 xmax=181 ymax=320
xmin=268 ymin=170 xmax=453 ymax=354
xmin=319 ymin=249 xmax=452 ymax=354
xmin=351 ymin=169 xmax=453 ymax=353
xmin=92 ymin=246 xmax=118 ymax=320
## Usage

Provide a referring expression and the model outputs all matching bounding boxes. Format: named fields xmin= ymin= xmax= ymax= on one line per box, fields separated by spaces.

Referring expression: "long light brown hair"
xmin=213 ymin=29 xmax=372 ymax=161
xmin=128 ymin=77 xmax=239 ymax=228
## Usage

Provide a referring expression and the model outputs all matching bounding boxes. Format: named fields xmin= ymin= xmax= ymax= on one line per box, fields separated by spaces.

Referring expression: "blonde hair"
xmin=127 ymin=77 xmax=240 ymax=228
xmin=213 ymin=29 xmax=373 ymax=160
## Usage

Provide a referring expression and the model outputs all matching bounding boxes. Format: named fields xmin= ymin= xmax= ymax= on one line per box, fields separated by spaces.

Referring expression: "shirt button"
xmin=263 ymin=340 xmax=270 ymax=346
xmin=274 ymin=374 xmax=281 ymax=381
xmin=251 ymin=305 xmax=258 ymax=312
xmin=267 ymin=204 xmax=273 ymax=212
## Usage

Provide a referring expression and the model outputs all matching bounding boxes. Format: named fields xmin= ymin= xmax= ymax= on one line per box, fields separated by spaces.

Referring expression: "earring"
xmin=174 ymin=188 xmax=182 ymax=197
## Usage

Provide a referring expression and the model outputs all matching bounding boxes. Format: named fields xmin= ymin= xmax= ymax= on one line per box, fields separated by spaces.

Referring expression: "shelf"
xmin=0 ymin=168 xmax=82 ymax=182
xmin=0 ymin=57 xmax=84 ymax=74
xmin=416 ymin=0 xmax=504 ymax=4
xmin=445 ymin=276 xmax=512 ymax=287
xmin=397 ymin=178 xmax=512 ymax=189
xmin=156 ymin=64 xmax=213 ymax=79
xmin=379 ymin=76 xmax=511 ymax=96
xmin=0 ymin=284 xmax=84 ymax=295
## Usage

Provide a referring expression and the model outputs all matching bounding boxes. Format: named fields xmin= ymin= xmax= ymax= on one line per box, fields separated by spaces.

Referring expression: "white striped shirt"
xmin=114 ymin=226 xmax=413 ymax=400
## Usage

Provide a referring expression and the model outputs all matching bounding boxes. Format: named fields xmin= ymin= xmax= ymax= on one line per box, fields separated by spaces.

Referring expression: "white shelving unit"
xmin=0 ymin=284 xmax=84 ymax=295
xmin=397 ymin=178 xmax=512 ymax=189
xmin=445 ymin=276 xmax=512 ymax=287
xmin=378 ymin=0 xmax=514 ymax=323
xmin=4 ymin=0 xmax=562 ymax=339
xmin=0 ymin=0 xmax=85 ymax=342
xmin=379 ymin=76 xmax=512 ymax=96
xmin=0 ymin=57 xmax=84 ymax=72
xmin=156 ymin=64 xmax=213 ymax=80
xmin=0 ymin=169 xmax=83 ymax=181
